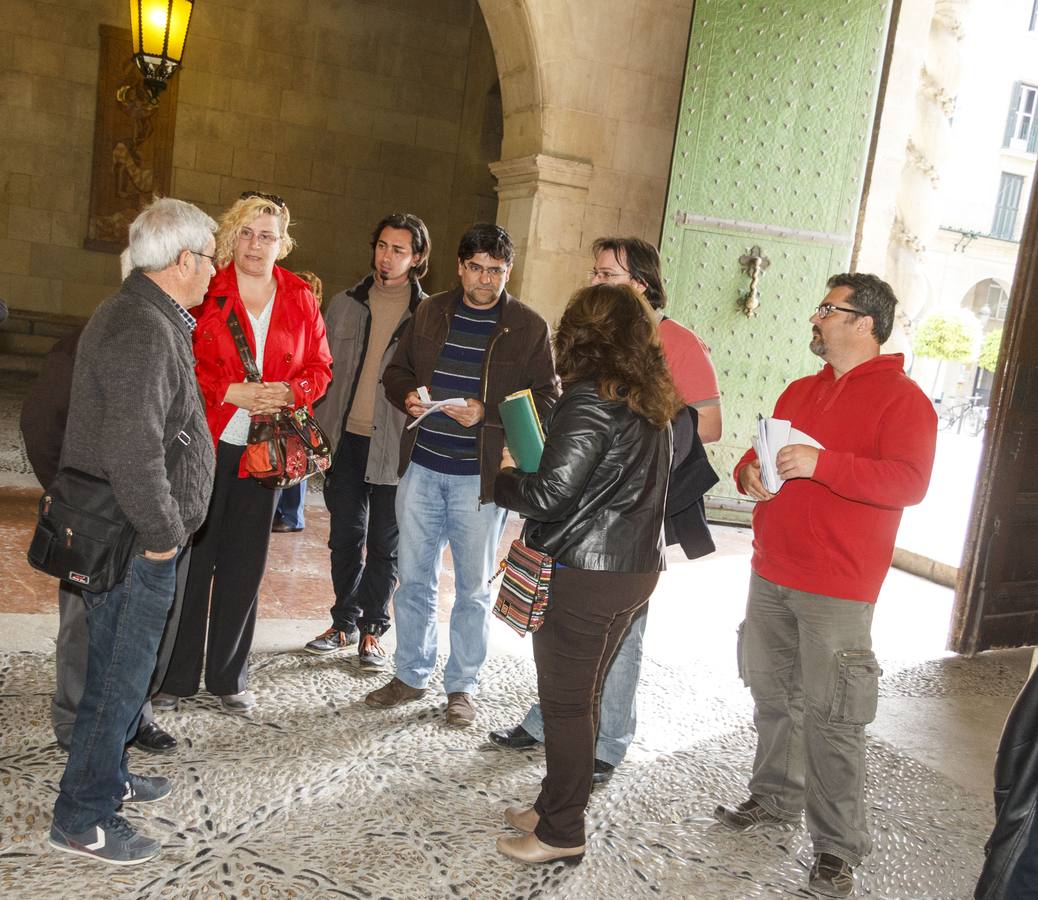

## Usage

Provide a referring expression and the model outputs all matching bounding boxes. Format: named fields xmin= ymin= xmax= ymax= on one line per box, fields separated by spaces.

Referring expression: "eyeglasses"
xmin=588 ymin=269 xmax=631 ymax=282
xmin=463 ymin=261 xmax=508 ymax=278
xmin=239 ymin=226 xmax=280 ymax=246
xmin=190 ymin=250 xmax=216 ymax=264
xmin=815 ymin=303 xmax=864 ymax=319
xmin=240 ymin=190 xmax=285 ymax=209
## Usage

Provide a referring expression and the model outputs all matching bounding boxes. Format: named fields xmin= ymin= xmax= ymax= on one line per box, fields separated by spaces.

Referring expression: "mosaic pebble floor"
xmin=0 ymin=644 xmax=1006 ymax=899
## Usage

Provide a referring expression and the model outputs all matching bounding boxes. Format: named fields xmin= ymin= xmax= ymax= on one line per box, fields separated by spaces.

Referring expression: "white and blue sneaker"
xmin=122 ymin=773 xmax=172 ymax=803
xmin=49 ymin=814 xmax=161 ymax=865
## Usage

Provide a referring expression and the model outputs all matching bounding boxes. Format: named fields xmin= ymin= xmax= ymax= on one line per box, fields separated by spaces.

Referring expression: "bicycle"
xmin=937 ymin=394 xmax=987 ymax=436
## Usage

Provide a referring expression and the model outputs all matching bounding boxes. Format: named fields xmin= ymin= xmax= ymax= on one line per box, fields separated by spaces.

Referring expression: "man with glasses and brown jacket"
xmin=363 ymin=223 xmax=558 ymax=727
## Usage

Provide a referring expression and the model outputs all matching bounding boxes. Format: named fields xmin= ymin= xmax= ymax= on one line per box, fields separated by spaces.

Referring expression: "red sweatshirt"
xmin=734 ymin=353 xmax=937 ymax=603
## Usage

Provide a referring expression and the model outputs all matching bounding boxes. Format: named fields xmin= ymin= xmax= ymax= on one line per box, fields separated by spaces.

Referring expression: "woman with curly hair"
xmin=154 ymin=192 xmax=331 ymax=713
xmin=492 ymin=282 xmax=681 ymax=864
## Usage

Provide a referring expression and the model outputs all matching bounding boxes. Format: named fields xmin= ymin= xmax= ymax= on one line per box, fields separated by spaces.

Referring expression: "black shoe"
xmin=488 ymin=724 xmax=539 ymax=750
xmin=713 ymin=797 xmax=790 ymax=831
xmin=592 ymin=759 xmax=615 ymax=784
xmin=809 ymin=852 xmax=855 ymax=898
xmin=134 ymin=721 xmax=177 ymax=754
xmin=271 ymin=518 xmax=303 ymax=533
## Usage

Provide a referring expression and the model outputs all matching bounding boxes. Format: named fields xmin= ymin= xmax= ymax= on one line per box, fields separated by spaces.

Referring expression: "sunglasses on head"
xmin=240 ymin=190 xmax=285 ymax=209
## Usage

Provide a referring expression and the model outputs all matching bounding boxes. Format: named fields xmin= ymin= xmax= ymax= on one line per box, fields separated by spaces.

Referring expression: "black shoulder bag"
xmin=27 ymin=432 xmax=191 ymax=592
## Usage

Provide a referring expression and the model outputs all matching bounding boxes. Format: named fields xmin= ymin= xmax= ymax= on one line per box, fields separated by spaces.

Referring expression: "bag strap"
xmin=215 ymin=295 xmax=262 ymax=384
xmin=167 ymin=430 xmax=192 ymax=468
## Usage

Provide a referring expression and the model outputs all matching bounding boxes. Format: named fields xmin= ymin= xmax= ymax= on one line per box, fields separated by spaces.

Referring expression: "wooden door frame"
xmin=950 ymin=170 xmax=1038 ymax=654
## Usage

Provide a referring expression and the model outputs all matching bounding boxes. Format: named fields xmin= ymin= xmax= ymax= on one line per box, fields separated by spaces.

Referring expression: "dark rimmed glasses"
xmin=815 ymin=303 xmax=864 ymax=319
xmin=240 ymin=190 xmax=285 ymax=209
xmin=463 ymin=260 xmax=509 ymax=278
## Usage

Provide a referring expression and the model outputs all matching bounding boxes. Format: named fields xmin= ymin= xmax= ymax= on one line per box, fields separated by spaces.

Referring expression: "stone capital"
xmin=489 ymin=153 xmax=593 ymax=199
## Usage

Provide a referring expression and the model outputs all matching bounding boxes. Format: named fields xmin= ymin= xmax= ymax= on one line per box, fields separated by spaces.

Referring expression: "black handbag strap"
xmin=215 ymin=295 xmax=262 ymax=384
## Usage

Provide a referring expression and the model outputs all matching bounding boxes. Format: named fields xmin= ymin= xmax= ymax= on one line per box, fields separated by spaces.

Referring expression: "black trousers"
xmin=159 ymin=442 xmax=277 ymax=697
xmin=324 ymin=431 xmax=399 ymax=636
xmin=532 ymin=566 xmax=659 ymax=848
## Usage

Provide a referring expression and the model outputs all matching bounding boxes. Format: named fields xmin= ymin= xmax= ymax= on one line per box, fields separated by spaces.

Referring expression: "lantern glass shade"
xmin=129 ymin=0 xmax=194 ymax=91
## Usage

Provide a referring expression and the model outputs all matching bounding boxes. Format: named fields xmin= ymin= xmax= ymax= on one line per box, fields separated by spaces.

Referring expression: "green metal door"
xmin=660 ymin=0 xmax=893 ymax=510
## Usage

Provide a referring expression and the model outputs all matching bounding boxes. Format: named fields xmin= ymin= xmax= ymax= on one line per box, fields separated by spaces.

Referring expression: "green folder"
xmin=499 ymin=389 xmax=545 ymax=473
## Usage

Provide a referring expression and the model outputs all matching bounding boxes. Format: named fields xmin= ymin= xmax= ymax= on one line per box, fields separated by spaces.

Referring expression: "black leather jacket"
xmin=494 ymin=380 xmax=671 ymax=572
xmin=976 ymin=665 xmax=1038 ymax=898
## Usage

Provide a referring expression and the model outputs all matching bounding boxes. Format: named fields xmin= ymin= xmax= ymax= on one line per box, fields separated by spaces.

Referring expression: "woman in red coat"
xmin=155 ymin=192 xmax=332 ymax=712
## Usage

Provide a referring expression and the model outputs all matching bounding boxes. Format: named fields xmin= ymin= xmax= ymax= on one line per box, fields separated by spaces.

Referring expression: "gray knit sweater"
xmin=61 ymin=270 xmax=215 ymax=552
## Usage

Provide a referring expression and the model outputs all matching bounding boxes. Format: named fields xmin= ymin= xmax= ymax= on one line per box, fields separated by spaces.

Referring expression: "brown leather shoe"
xmin=504 ymin=805 xmax=538 ymax=834
xmin=364 ymin=677 xmax=426 ymax=708
xmin=496 ymin=833 xmax=584 ymax=865
xmin=271 ymin=518 xmax=303 ymax=533
xmin=445 ymin=692 xmax=476 ymax=727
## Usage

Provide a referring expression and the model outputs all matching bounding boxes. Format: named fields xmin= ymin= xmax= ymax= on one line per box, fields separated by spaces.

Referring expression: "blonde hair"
xmin=214 ymin=194 xmax=294 ymax=268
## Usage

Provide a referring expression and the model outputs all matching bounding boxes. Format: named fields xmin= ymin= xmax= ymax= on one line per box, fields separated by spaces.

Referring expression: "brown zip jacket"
xmin=383 ymin=285 xmax=559 ymax=502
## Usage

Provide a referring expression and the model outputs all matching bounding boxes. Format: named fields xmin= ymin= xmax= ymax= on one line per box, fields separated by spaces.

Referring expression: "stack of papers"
xmin=752 ymin=415 xmax=824 ymax=493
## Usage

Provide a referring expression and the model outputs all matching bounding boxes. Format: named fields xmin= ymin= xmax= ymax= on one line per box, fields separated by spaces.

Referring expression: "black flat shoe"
xmin=488 ymin=724 xmax=540 ymax=750
xmin=592 ymin=759 xmax=615 ymax=784
xmin=134 ymin=721 xmax=178 ymax=754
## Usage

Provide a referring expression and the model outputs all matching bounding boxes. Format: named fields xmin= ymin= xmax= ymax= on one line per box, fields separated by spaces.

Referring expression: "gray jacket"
xmin=61 ymin=270 xmax=215 ymax=552
xmin=313 ymin=274 xmax=425 ymax=485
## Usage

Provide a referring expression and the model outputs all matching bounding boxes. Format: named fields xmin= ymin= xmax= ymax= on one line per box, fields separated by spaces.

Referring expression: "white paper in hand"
xmin=755 ymin=415 xmax=823 ymax=493
xmin=406 ymin=397 xmax=467 ymax=430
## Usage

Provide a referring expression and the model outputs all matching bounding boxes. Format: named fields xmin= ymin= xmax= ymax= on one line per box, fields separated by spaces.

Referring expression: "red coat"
xmin=193 ymin=264 xmax=333 ymax=473
xmin=734 ymin=353 xmax=937 ymax=603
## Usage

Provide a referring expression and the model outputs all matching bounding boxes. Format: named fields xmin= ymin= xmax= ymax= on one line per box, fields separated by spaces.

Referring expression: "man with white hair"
xmin=49 ymin=198 xmax=217 ymax=866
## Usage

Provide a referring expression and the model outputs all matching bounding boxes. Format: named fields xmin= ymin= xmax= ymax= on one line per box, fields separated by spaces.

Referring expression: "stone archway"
xmin=476 ymin=1 xmax=593 ymax=315
xmin=472 ymin=1 xmax=695 ymax=323
xmin=475 ymin=0 xmax=545 ymax=161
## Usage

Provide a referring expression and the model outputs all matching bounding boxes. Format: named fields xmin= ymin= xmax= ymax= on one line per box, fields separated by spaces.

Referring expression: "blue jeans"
xmin=740 ymin=572 xmax=880 ymax=866
xmin=53 ymin=551 xmax=181 ymax=832
xmin=392 ymin=464 xmax=507 ymax=695
xmin=276 ymin=483 xmax=306 ymax=529
xmin=521 ymin=603 xmax=647 ymax=766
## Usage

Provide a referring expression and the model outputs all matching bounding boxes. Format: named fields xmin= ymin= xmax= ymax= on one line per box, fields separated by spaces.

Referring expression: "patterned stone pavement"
xmin=0 ymin=355 xmax=1015 ymax=898
xmin=0 ymin=642 xmax=1010 ymax=898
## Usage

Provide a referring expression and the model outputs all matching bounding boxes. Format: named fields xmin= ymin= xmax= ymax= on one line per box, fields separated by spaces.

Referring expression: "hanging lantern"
xmin=129 ymin=0 xmax=195 ymax=101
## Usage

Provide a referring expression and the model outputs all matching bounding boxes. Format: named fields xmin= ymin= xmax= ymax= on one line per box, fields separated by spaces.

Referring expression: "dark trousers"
xmin=54 ymin=551 xmax=183 ymax=832
xmin=324 ymin=431 xmax=399 ymax=635
xmin=52 ymin=546 xmax=191 ymax=748
xmin=532 ymin=566 xmax=659 ymax=848
xmin=160 ymin=441 xmax=277 ymax=697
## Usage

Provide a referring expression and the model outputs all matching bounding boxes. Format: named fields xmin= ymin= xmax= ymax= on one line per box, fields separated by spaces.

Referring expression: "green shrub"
xmin=913 ymin=311 xmax=979 ymax=364
xmin=978 ymin=328 xmax=1003 ymax=373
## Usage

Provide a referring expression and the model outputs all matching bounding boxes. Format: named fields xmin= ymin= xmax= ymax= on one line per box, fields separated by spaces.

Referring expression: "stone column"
xmin=886 ymin=0 xmax=973 ymax=355
xmin=490 ymin=153 xmax=593 ymax=325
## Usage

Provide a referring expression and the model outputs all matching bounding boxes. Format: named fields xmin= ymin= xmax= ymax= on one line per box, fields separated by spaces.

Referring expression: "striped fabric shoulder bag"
xmin=489 ymin=536 xmax=554 ymax=637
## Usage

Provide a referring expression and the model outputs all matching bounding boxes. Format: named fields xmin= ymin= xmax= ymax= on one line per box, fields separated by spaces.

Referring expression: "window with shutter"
xmin=992 ymin=173 xmax=1026 ymax=239
xmin=1004 ymin=83 xmax=1038 ymax=150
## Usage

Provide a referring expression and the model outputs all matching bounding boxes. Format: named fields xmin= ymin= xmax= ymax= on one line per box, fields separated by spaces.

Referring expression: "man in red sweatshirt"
xmin=714 ymin=273 xmax=937 ymax=898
